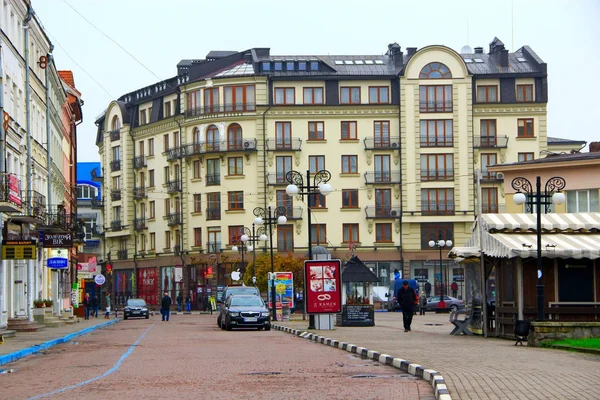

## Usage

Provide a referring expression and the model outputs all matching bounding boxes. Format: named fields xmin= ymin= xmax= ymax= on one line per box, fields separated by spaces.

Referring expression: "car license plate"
xmin=244 ymin=317 xmax=257 ymax=322
xmin=133 ymin=311 xmax=140 ymax=314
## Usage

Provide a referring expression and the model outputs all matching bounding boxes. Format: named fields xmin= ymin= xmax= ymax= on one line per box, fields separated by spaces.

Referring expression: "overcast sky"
xmin=33 ymin=0 xmax=599 ymax=162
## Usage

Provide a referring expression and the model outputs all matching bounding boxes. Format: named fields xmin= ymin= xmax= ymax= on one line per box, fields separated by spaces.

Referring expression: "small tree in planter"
xmin=34 ymin=299 xmax=45 ymax=308
xmin=44 ymin=299 xmax=54 ymax=308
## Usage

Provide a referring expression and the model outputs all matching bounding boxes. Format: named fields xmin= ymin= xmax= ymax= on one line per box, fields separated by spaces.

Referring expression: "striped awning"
xmin=480 ymin=213 xmax=600 ymax=232
xmin=482 ymin=232 xmax=600 ymax=259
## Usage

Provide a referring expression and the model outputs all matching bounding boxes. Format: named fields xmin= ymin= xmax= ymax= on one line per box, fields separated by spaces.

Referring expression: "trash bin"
xmin=282 ymin=305 xmax=291 ymax=321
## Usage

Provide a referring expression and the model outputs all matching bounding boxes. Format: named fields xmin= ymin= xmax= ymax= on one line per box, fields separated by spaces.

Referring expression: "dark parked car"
xmin=220 ymin=295 xmax=270 ymax=331
xmin=217 ymin=285 xmax=260 ymax=327
xmin=124 ymin=298 xmax=149 ymax=320
xmin=425 ymin=295 xmax=465 ymax=311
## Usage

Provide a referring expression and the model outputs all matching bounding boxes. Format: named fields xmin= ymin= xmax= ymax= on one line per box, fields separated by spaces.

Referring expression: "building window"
xmin=276 ymin=156 xmax=292 ymax=184
xmin=311 ymin=224 xmax=327 ymax=244
xmin=224 ymin=85 xmax=255 ymax=111
xmin=150 ymin=233 xmax=156 ymax=250
xmin=262 ymin=62 xmax=271 ymax=71
xmin=277 ymin=225 xmax=294 ymax=252
xmin=207 ymin=228 xmax=221 ymax=253
xmin=373 ymin=155 xmax=391 ymax=183
xmin=480 ymin=120 xmax=497 ymax=146
xmin=516 ymin=84 xmax=533 ymax=102
xmin=341 ymin=155 xmax=358 ymax=174
xmin=303 ymin=88 xmax=324 ymax=105
xmin=419 ymin=85 xmax=452 ymax=112
xmin=275 ymin=88 xmax=295 ymax=105
xmin=309 ymin=155 xmax=325 ymax=173
xmin=227 ymin=124 xmax=243 ymax=150
xmin=194 ymin=228 xmax=202 ymax=247
xmin=481 ymin=153 xmax=498 ymax=180
xmin=298 ymin=62 xmax=306 ymax=71
xmin=375 ymin=223 xmax=392 ymax=242
xmin=228 ymin=191 xmax=244 ymax=210
xmin=477 ymin=86 xmax=498 ymax=102
xmin=140 ymin=109 xmax=147 ymax=125
xmin=164 ymin=101 xmax=171 ymax=117
xmin=375 ymin=189 xmax=391 ymax=217
xmin=148 ymin=138 xmax=154 ymax=156
xmin=193 ymin=160 xmax=201 ymax=179
xmin=566 ymin=190 xmax=599 ymax=213
xmin=517 ymin=118 xmax=534 ymax=137
xmin=165 ymin=231 xmax=171 ymax=249
xmin=309 ymin=193 xmax=327 ymax=209
xmin=206 ymin=159 xmax=220 ymax=186
xmin=420 ymin=120 xmax=453 ymax=147
xmin=193 ymin=194 xmax=202 ymax=213
xmin=148 ymin=170 xmax=155 ymax=187
xmin=481 ymin=188 xmax=498 ymax=213
xmin=206 ymin=125 xmax=220 ymax=151
xmin=420 ymin=223 xmax=453 ymax=250
xmin=228 ymin=157 xmax=243 ymax=176
xmin=308 ymin=122 xmax=324 ymax=140
xmin=207 ymin=192 xmax=221 ymax=220
xmin=341 ymin=121 xmax=357 ymax=140
xmin=369 ymin=86 xmax=389 ymax=104
xmin=419 ymin=62 xmax=452 ymax=79
xmin=277 ymin=190 xmax=293 ymax=216
xmin=340 ymin=87 xmax=360 ymax=104
xmin=149 ymin=201 xmax=155 ymax=219
xmin=343 ymin=224 xmax=359 ymax=243
xmin=163 ymin=134 xmax=169 ymax=152
xmin=374 ymin=121 xmax=390 ymax=147
xmin=163 ymin=166 xmax=170 ymax=184
xmin=275 ymin=122 xmax=292 ymax=149
xmin=274 ymin=62 xmax=283 ymax=71
xmin=111 ymin=116 xmax=121 ymax=131
xmin=204 ymin=87 xmax=219 ymax=113
xmin=518 ymin=152 xmax=534 ymax=162
xmin=342 ymin=189 xmax=359 ymax=208
xmin=188 ymin=89 xmax=201 ymax=112
xmin=286 ymin=61 xmax=294 ymax=70
xmin=77 ymin=184 xmax=97 ymax=199
xmin=421 ymin=188 xmax=454 ymax=215
xmin=420 ymin=154 xmax=453 ymax=181
xmin=164 ymin=198 xmax=171 ymax=215
xmin=229 ymin=226 xmax=244 ymax=245
xmin=310 ymin=61 xmax=319 ymax=71
xmin=138 ymin=140 xmax=145 ymax=156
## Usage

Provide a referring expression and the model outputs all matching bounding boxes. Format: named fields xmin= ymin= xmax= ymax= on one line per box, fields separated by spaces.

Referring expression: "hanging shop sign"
xmin=94 ymin=274 xmax=106 ymax=285
xmin=43 ymin=232 xmax=73 ymax=248
xmin=48 ymin=248 xmax=69 ymax=269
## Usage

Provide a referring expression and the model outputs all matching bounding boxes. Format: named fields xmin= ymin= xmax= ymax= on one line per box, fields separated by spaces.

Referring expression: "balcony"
xmin=42 ymin=209 xmax=76 ymax=232
xmin=110 ymin=159 xmax=121 ymax=172
xmin=421 ymin=202 xmax=455 ymax=216
xmin=420 ymin=135 xmax=453 ymax=148
xmin=205 ymin=174 xmax=220 ymax=186
xmin=206 ymin=208 xmax=221 ymax=220
xmin=420 ymin=169 xmax=454 ymax=181
xmin=133 ymin=187 xmax=147 ymax=200
xmin=167 ymin=212 xmax=182 ymax=226
xmin=481 ymin=171 xmax=504 ymax=182
xmin=110 ymin=129 xmax=120 ymax=141
xmin=266 ymin=172 xmax=288 ymax=186
xmin=111 ymin=189 xmax=121 ymax=201
xmin=365 ymin=206 xmax=401 ymax=219
xmin=111 ymin=220 xmax=123 ymax=231
xmin=185 ymin=103 xmax=256 ymax=118
xmin=117 ymin=249 xmax=128 ymax=260
xmin=166 ymin=146 xmax=188 ymax=161
xmin=0 ymin=175 xmax=23 ymax=213
xmin=133 ymin=155 xmax=147 ymax=169
xmin=482 ymin=204 xmax=499 ymax=214
xmin=474 ymin=135 xmax=509 ymax=148
xmin=182 ymin=138 xmax=258 ymax=158
xmin=173 ymin=245 xmax=182 ymax=256
xmin=134 ymin=218 xmax=147 ymax=230
xmin=283 ymin=205 xmax=303 ymax=220
xmin=167 ymin=180 xmax=181 ymax=193
xmin=9 ymin=190 xmax=47 ymax=223
xmin=364 ymin=171 xmax=401 ymax=185
xmin=205 ymin=241 xmax=222 ymax=253
xmin=419 ymin=100 xmax=453 ymax=113
xmin=363 ymin=136 xmax=401 ymax=150
xmin=265 ymin=138 xmax=302 ymax=151
xmin=91 ymin=226 xmax=104 ymax=236
xmin=91 ymin=167 xmax=103 ymax=182
xmin=91 ymin=197 xmax=104 ymax=209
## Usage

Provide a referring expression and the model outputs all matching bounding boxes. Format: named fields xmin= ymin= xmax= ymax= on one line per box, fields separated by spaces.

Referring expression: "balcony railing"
xmin=420 ymin=135 xmax=454 ymax=147
xmin=205 ymin=241 xmax=222 ymax=253
xmin=91 ymin=226 xmax=104 ymax=236
xmin=265 ymin=138 xmax=302 ymax=151
xmin=91 ymin=167 xmax=103 ymax=181
xmin=482 ymin=204 xmax=499 ymax=213
xmin=266 ymin=172 xmax=288 ymax=186
xmin=419 ymin=100 xmax=453 ymax=113
xmin=111 ymin=189 xmax=122 ymax=201
xmin=185 ymin=103 xmax=256 ymax=118
xmin=134 ymin=218 xmax=147 ymax=230
xmin=110 ymin=159 xmax=121 ymax=172
xmin=206 ymin=208 xmax=221 ymax=220
xmin=166 ymin=146 xmax=188 ymax=161
xmin=282 ymin=205 xmax=303 ymax=220
xmin=420 ymin=169 xmax=454 ymax=181
xmin=111 ymin=220 xmax=123 ymax=231
xmin=365 ymin=206 xmax=401 ymax=219
xmin=117 ymin=249 xmax=128 ymax=260
xmin=363 ymin=136 xmax=401 ymax=150
xmin=134 ymin=187 xmax=147 ymax=200
xmin=91 ymin=198 xmax=104 ymax=209
xmin=167 ymin=180 xmax=181 ymax=193
xmin=133 ymin=155 xmax=147 ymax=169
xmin=182 ymin=138 xmax=258 ymax=158
xmin=481 ymin=171 xmax=504 ymax=182
xmin=421 ymin=202 xmax=455 ymax=216
xmin=167 ymin=212 xmax=182 ymax=226
xmin=364 ymin=171 xmax=401 ymax=184
xmin=474 ymin=135 xmax=509 ymax=148
xmin=110 ymin=129 xmax=120 ymax=141
xmin=205 ymin=174 xmax=220 ymax=186
xmin=43 ymin=210 xmax=76 ymax=231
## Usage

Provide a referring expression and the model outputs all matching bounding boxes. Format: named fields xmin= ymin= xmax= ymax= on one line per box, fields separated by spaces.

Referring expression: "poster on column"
xmin=267 ymin=272 xmax=294 ymax=310
xmin=304 ymin=260 xmax=342 ymax=314
xmin=138 ymin=268 xmax=159 ymax=306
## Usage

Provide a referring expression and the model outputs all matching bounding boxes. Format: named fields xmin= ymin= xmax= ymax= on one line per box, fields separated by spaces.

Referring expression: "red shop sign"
xmin=304 ymin=260 xmax=342 ymax=314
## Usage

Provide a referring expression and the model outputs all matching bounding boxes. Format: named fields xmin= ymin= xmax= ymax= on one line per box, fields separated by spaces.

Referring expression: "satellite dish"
xmin=461 ymin=45 xmax=473 ymax=54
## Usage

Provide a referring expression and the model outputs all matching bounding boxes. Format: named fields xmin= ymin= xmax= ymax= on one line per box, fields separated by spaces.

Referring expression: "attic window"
xmin=335 ymin=60 xmax=344 ymax=65
xmin=286 ymin=62 xmax=295 ymax=70
xmin=474 ymin=59 xmax=484 ymax=63
xmin=374 ymin=60 xmax=384 ymax=65
xmin=298 ymin=62 xmax=307 ymax=71
xmin=344 ymin=60 xmax=353 ymax=65
xmin=310 ymin=61 xmax=319 ymax=71
xmin=365 ymin=60 xmax=374 ymax=65
xmin=517 ymin=57 xmax=527 ymax=62
xmin=355 ymin=60 xmax=364 ymax=65
xmin=464 ymin=58 xmax=473 ymax=63
xmin=274 ymin=62 xmax=283 ymax=71
xmin=262 ymin=62 xmax=271 ymax=71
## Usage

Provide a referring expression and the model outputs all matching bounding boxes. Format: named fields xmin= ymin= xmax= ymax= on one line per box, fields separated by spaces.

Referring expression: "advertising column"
xmin=305 ymin=259 xmax=342 ymax=330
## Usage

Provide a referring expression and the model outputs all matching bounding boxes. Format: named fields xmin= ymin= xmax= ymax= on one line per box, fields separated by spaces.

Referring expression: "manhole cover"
xmin=424 ymin=323 xmax=444 ymax=326
xmin=246 ymin=372 xmax=283 ymax=376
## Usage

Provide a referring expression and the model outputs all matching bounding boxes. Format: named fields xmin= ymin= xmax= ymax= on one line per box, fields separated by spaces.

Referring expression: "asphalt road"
xmin=1 ymin=315 xmax=434 ymax=400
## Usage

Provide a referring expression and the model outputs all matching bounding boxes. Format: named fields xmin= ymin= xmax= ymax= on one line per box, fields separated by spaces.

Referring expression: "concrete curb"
xmin=273 ymin=324 xmax=452 ymax=400
xmin=0 ymin=319 xmax=120 ymax=366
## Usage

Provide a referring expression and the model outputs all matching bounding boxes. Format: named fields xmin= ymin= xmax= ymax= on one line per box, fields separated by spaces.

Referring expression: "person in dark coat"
xmin=92 ymin=295 xmax=99 ymax=318
xmin=398 ymin=280 xmax=418 ymax=332
xmin=424 ymin=281 xmax=432 ymax=298
xmin=161 ymin=291 xmax=172 ymax=321
xmin=83 ymin=293 xmax=91 ymax=320
xmin=176 ymin=294 xmax=183 ymax=312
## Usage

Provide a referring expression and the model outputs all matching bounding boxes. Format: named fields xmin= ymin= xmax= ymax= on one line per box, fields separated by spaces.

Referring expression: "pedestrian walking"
xmin=105 ymin=292 xmax=111 ymax=319
xmin=397 ymin=280 xmax=417 ymax=332
xmin=451 ymin=280 xmax=459 ymax=298
xmin=419 ymin=291 xmax=427 ymax=315
xmin=92 ymin=295 xmax=99 ymax=318
xmin=83 ymin=293 xmax=91 ymax=320
xmin=161 ymin=291 xmax=172 ymax=321
xmin=185 ymin=296 xmax=191 ymax=312
xmin=176 ymin=293 xmax=183 ymax=312
xmin=424 ymin=280 xmax=432 ymax=298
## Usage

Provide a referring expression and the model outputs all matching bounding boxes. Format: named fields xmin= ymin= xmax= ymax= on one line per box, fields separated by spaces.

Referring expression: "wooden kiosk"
xmin=338 ymin=256 xmax=380 ymax=327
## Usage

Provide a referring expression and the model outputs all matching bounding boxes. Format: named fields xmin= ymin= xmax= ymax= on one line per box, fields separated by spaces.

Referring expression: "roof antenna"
xmin=511 ymin=0 xmax=514 ymax=51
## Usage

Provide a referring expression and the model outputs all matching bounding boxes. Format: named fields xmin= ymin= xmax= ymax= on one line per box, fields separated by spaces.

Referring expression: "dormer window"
xmin=262 ymin=62 xmax=271 ymax=71
xmin=274 ymin=62 xmax=283 ymax=71
xmin=298 ymin=62 xmax=307 ymax=71
xmin=310 ymin=61 xmax=319 ymax=71
xmin=286 ymin=62 xmax=294 ymax=71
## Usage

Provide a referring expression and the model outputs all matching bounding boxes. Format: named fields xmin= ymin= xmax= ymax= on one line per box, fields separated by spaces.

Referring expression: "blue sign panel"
xmin=48 ymin=258 xmax=68 ymax=269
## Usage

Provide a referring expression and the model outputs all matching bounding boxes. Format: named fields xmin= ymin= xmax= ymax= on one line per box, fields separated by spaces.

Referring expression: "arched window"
xmin=206 ymin=125 xmax=219 ymax=151
xmin=192 ymin=127 xmax=201 ymax=144
xmin=419 ymin=62 xmax=452 ymax=79
xmin=227 ymin=124 xmax=243 ymax=150
xmin=111 ymin=116 xmax=121 ymax=131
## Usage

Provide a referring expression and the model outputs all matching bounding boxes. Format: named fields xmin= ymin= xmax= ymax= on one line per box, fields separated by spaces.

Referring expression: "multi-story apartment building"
xmin=95 ymin=37 xmax=580 ymax=308
xmin=1 ymin=0 xmax=82 ymax=329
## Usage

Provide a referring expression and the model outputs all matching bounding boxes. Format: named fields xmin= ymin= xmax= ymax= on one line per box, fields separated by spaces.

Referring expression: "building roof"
xmin=548 ymin=137 xmax=587 ymax=146
xmin=491 ymin=150 xmax=600 ymax=169
xmin=58 ymin=71 xmax=75 ymax=88
xmin=342 ymin=256 xmax=380 ymax=283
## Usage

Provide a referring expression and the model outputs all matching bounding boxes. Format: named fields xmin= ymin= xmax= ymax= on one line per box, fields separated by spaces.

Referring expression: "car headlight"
xmin=261 ymin=312 xmax=269 ymax=317
xmin=229 ymin=312 xmax=239 ymax=317
xmin=124 ymin=307 xmax=130 ymax=311
xmin=142 ymin=308 xmax=147 ymax=312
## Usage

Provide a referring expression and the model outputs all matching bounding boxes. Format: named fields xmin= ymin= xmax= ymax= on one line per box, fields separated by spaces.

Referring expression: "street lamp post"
xmin=253 ymin=206 xmax=287 ymax=321
xmin=428 ymin=236 xmax=453 ymax=310
xmin=512 ymin=176 xmax=566 ymax=321
xmin=240 ymin=225 xmax=267 ymax=282
xmin=285 ymin=169 xmax=333 ymax=329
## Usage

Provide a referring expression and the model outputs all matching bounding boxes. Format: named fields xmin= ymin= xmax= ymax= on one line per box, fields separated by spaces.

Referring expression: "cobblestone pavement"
xmin=274 ymin=312 xmax=600 ymax=400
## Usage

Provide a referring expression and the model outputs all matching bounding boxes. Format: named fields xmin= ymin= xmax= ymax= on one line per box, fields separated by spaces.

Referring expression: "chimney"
xmin=590 ymin=142 xmax=600 ymax=153
xmin=386 ymin=42 xmax=404 ymax=69
xmin=499 ymin=49 xmax=509 ymax=68
xmin=406 ymin=47 xmax=418 ymax=56
xmin=474 ymin=47 xmax=484 ymax=54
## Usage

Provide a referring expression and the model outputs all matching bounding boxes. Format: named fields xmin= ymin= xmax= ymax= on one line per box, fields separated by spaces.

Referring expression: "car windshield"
xmin=230 ymin=297 xmax=263 ymax=307
xmin=127 ymin=299 xmax=147 ymax=307
xmin=226 ymin=288 xmax=258 ymax=296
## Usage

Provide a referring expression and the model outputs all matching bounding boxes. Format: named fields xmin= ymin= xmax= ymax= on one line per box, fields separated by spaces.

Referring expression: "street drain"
xmin=246 ymin=372 xmax=283 ymax=376
xmin=351 ymin=374 xmax=377 ymax=378
xmin=424 ymin=323 xmax=444 ymax=326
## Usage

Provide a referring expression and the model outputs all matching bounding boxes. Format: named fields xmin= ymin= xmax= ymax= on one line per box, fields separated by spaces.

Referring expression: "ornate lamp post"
xmin=285 ymin=169 xmax=333 ymax=329
xmin=428 ymin=236 xmax=453 ymax=310
xmin=253 ymin=206 xmax=287 ymax=320
xmin=239 ymin=225 xmax=267 ymax=282
xmin=231 ymin=240 xmax=248 ymax=280
xmin=512 ymin=176 xmax=566 ymax=321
